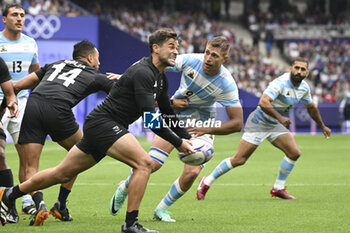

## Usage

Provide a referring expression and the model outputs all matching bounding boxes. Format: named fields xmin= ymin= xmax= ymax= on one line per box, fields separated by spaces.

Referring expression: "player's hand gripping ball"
xmin=178 ymin=138 xmax=214 ymax=166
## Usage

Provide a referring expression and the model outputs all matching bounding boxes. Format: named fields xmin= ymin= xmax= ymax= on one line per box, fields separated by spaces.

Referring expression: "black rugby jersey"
xmin=32 ymin=60 xmax=113 ymax=107
xmin=89 ymin=56 xmax=190 ymax=147
xmin=0 ymin=57 xmax=11 ymax=84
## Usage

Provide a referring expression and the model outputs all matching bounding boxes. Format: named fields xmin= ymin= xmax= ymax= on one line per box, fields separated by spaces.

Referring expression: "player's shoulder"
xmin=276 ymin=72 xmax=290 ymax=81
xmin=220 ymin=66 xmax=235 ymax=81
xmin=217 ymin=66 xmax=237 ymax=88
xmin=271 ymin=72 xmax=289 ymax=86
xmin=128 ymin=57 xmax=156 ymax=77
xmin=178 ymin=53 xmax=203 ymax=64
xmin=299 ymin=80 xmax=311 ymax=91
xmin=19 ymin=33 xmax=37 ymax=43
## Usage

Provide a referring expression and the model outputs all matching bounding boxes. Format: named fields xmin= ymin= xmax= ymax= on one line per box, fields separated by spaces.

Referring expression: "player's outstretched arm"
xmin=106 ymin=72 xmax=122 ymax=80
xmin=13 ymin=72 xmax=40 ymax=94
xmin=187 ymin=106 xmax=243 ymax=137
xmin=306 ymin=102 xmax=331 ymax=139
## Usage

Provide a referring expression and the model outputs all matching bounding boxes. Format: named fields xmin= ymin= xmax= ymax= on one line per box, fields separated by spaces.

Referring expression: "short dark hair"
xmin=2 ymin=4 xmax=25 ymax=17
xmin=291 ymin=57 xmax=309 ymax=67
xmin=148 ymin=28 xmax=178 ymax=53
xmin=72 ymin=40 xmax=96 ymax=60
xmin=207 ymin=36 xmax=231 ymax=56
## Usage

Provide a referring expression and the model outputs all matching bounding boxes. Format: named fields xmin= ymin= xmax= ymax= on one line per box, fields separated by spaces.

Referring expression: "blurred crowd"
xmin=78 ymin=4 xmax=284 ymax=99
xmin=0 ymin=0 xmax=88 ymax=16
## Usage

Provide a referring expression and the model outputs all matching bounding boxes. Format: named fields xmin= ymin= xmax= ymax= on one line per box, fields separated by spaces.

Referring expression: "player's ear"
xmin=152 ymin=43 xmax=160 ymax=54
xmin=223 ymin=55 xmax=229 ymax=62
xmin=87 ymin=53 xmax=93 ymax=64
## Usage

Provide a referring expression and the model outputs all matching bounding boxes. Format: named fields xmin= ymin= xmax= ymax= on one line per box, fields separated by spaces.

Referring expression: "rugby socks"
xmin=0 ymin=169 xmax=14 ymax=187
xmin=7 ymin=185 xmax=26 ymax=202
xmin=57 ymin=186 xmax=71 ymax=209
xmin=120 ymin=170 xmax=133 ymax=193
xmin=125 ymin=210 xmax=138 ymax=228
xmin=156 ymin=178 xmax=184 ymax=210
xmin=205 ymin=158 xmax=233 ymax=186
xmin=32 ymin=191 xmax=44 ymax=209
xmin=22 ymin=194 xmax=34 ymax=207
xmin=273 ymin=156 xmax=296 ymax=190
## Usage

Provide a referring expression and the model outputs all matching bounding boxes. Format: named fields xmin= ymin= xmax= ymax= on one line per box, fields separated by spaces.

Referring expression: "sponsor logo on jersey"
xmin=187 ymin=71 xmax=194 ymax=79
xmin=0 ymin=46 xmax=7 ymax=52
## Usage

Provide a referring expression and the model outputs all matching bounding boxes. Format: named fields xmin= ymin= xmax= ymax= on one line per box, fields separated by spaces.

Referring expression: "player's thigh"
xmin=151 ymin=135 xmax=174 ymax=154
xmin=55 ymin=146 xmax=97 ymax=179
xmin=271 ymin=133 xmax=301 ymax=158
xmin=106 ymin=133 xmax=152 ymax=169
xmin=57 ymin=128 xmax=82 ymax=151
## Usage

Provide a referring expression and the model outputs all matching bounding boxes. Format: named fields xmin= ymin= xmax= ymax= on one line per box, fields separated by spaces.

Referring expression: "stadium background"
xmin=0 ymin=0 xmax=349 ymax=137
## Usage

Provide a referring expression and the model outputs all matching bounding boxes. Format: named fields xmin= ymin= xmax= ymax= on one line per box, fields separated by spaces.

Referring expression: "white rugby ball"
xmin=178 ymin=138 xmax=214 ymax=166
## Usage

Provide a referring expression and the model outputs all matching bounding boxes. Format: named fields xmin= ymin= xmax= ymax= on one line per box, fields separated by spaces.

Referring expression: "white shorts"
xmin=1 ymin=96 xmax=27 ymax=136
xmin=242 ymin=110 xmax=289 ymax=145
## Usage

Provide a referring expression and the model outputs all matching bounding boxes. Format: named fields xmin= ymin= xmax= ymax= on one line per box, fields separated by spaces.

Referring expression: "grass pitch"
xmin=3 ymin=133 xmax=350 ymax=233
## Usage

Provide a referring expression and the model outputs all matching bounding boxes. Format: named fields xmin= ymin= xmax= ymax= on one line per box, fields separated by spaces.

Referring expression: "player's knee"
xmin=185 ymin=166 xmax=201 ymax=180
xmin=148 ymin=147 xmax=169 ymax=168
xmin=231 ymin=156 xmax=247 ymax=167
xmin=151 ymin=160 xmax=162 ymax=173
xmin=55 ymin=171 xmax=74 ymax=183
xmin=288 ymin=150 xmax=301 ymax=161
xmin=135 ymin=156 xmax=153 ymax=173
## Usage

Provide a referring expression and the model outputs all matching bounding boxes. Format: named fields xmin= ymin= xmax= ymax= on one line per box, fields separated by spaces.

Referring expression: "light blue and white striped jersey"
xmin=0 ymin=32 xmax=39 ymax=98
xmin=253 ymin=72 xmax=313 ymax=124
xmin=167 ymin=54 xmax=240 ymax=121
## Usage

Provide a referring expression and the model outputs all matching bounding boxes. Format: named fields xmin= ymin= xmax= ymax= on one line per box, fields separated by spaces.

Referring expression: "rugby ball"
xmin=178 ymin=138 xmax=214 ymax=166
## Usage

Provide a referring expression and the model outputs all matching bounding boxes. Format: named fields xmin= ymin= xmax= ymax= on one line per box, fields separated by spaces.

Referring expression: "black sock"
xmin=0 ymin=169 xmax=14 ymax=187
xmin=58 ymin=186 xmax=71 ymax=209
xmin=125 ymin=210 xmax=139 ymax=228
xmin=32 ymin=192 xmax=44 ymax=209
xmin=7 ymin=185 xmax=26 ymax=202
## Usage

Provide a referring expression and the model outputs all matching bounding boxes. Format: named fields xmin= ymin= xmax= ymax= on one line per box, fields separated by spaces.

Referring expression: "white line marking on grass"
xmin=74 ymin=183 xmax=350 ymax=186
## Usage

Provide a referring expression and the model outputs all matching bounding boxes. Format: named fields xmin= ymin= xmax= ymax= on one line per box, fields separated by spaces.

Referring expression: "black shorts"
xmin=0 ymin=127 xmax=6 ymax=140
xmin=18 ymin=95 xmax=79 ymax=145
xmin=76 ymin=114 xmax=129 ymax=163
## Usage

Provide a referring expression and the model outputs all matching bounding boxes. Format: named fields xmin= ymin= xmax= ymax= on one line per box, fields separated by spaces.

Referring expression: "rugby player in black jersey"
xmin=5 ymin=40 xmax=114 ymax=226
xmin=0 ymin=56 xmax=18 ymax=224
xmin=0 ymin=29 xmax=194 ymax=233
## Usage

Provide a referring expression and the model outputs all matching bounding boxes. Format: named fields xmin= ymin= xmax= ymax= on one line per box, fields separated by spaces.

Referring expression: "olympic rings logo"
xmin=295 ymin=107 xmax=310 ymax=122
xmin=23 ymin=15 xmax=61 ymax=39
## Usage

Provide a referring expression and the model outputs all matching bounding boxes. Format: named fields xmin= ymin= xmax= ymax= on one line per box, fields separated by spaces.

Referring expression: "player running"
xmin=197 ymin=58 xmax=331 ymax=201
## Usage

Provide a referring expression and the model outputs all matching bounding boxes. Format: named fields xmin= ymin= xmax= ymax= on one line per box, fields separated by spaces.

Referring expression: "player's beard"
xmin=291 ymin=72 xmax=305 ymax=84
xmin=159 ymin=54 xmax=175 ymax=67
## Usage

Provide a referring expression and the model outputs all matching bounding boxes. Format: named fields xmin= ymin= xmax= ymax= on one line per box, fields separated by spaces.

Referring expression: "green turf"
xmin=2 ymin=133 xmax=350 ymax=232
